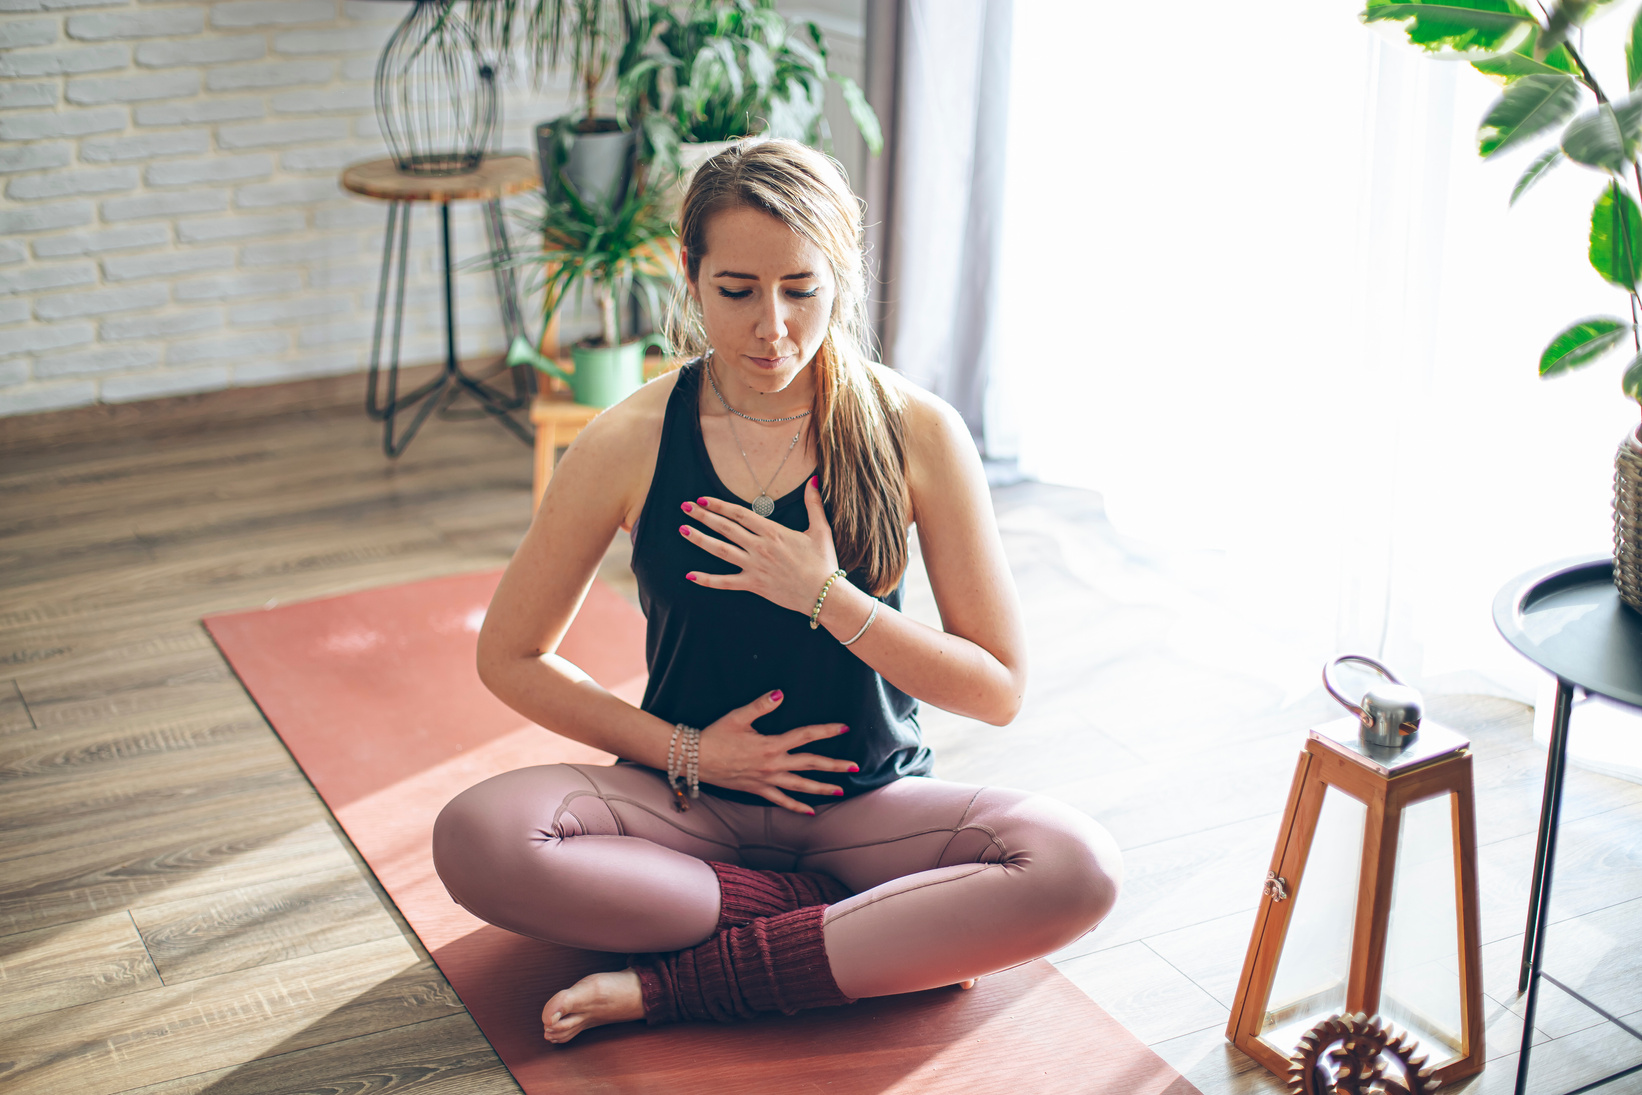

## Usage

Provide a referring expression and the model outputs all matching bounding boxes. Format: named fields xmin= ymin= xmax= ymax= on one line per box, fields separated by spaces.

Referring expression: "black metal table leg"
xmin=1519 ymin=679 xmax=1575 ymax=992
xmin=363 ymin=196 xmax=531 ymax=457
xmin=1514 ymin=677 xmax=1576 ymax=1095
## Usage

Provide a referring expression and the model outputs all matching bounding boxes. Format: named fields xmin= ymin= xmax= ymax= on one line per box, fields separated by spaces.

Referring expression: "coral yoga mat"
xmin=204 ymin=569 xmax=1201 ymax=1095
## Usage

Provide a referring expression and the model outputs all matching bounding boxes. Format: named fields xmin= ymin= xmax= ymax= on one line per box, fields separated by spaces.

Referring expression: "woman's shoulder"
xmin=862 ymin=361 xmax=967 ymax=450
xmin=546 ymin=363 xmax=691 ymax=530
xmin=576 ymin=361 xmax=688 ymax=449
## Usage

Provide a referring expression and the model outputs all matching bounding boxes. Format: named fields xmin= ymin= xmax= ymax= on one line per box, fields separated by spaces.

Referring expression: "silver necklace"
xmin=703 ymin=352 xmax=812 ymax=424
xmin=706 ymin=359 xmax=803 ymax=517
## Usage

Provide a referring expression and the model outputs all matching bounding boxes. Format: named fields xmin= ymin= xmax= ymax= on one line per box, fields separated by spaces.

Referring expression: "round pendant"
xmin=752 ymin=493 xmax=775 ymax=517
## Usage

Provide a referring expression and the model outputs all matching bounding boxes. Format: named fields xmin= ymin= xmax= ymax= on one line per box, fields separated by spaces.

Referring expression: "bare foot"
xmin=958 ymin=978 xmax=977 ymax=990
xmin=542 ymin=969 xmax=645 ymax=1044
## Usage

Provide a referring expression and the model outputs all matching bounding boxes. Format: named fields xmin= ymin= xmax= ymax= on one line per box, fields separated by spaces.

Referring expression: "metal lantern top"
xmin=1320 ymin=655 xmax=1467 ymax=774
xmin=1325 ymin=655 xmax=1423 ymax=748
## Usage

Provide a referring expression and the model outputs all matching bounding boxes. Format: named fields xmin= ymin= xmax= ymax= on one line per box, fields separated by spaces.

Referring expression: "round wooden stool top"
xmin=340 ymin=155 xmax=540 ymax=203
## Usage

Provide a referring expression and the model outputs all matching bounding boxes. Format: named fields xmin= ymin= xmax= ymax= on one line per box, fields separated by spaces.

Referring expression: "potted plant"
xmin=1364 ymin=0 xmax=1642 ymax=609
xmin=471 ymin=0 xmax=655 ymax=205
xmin=618 ymin=0 xmax=883 ymax=184
xmin=501 ymin=169 xmax=676 ymax=407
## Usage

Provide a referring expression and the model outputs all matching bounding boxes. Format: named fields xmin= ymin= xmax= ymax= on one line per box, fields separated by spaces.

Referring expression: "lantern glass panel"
xmin=1381 ymin=791 xmax=1464 ymax=1065
xmin=1258 ymin=785 xmax=1367 ymax=1057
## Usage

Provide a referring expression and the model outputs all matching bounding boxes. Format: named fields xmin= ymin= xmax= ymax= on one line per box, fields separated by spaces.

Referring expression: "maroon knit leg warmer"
xmin=632 ymin=905 xmax=855 ymax=1024
xmin=708 ymin=861 xmax=853 ymax=930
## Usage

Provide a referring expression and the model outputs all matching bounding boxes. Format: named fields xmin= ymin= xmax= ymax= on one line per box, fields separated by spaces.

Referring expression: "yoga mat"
xmin=205 ymin=570 xmax=1201 ymax=1095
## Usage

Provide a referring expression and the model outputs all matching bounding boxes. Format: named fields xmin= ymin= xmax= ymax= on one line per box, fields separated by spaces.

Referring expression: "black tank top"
xmin=629 ymin=359 xmax=932 ymax=807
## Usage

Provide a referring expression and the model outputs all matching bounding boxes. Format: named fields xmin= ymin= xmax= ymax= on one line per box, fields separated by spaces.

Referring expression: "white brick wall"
xmin=1 ymin=0 xmax=866 ymax=419
xmin=0 ymin=0 xmax=575 ymax=417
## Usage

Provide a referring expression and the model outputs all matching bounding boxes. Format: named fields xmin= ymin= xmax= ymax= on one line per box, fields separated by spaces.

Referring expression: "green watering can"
xmin=507 ymin=334 xmax=668 ymax=409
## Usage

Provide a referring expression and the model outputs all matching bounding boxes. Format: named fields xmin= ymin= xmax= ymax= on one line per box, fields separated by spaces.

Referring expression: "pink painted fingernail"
xmin=679 ymin=525 xmax=691 ymax=536
xmin=681 ymin=501 xmax=693 ymax=513
xmin=697 ymin=497 xmax=710 ymax=506
xmin=805 ymin=808 xmax=817 ymax=816
xmin=838 ymin=725 xmax=850 ymax=734
xmin=769 ymin=690 xmax=783 ymax=702
xmin=832 ymin=787 xmax=844 ymax=796
xmin=810 ymin=475 xmax=819 ymax=487
xmin=848 ymin=764 xmax=860 ymax=773
xmin=686 ymin=573 xmax=698 ymax=582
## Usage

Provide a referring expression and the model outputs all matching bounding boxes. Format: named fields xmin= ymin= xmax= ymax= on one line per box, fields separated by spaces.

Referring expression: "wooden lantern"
xmin=1226 ymin=703 xmax=1485 ymax=1087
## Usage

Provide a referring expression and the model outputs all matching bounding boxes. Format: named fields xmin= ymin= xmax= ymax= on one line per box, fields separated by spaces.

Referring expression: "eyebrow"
xmin=712 ymin=270 xmax=816 ymax=281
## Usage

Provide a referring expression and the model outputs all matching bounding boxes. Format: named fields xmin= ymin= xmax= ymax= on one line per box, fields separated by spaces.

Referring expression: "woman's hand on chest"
xmin=678 ymin=476 xmax=841 ymax=617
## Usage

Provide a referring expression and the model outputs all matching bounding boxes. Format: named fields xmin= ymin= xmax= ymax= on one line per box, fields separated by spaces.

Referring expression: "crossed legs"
xmin=432 ymin=762 xmax=1122 ymax=1038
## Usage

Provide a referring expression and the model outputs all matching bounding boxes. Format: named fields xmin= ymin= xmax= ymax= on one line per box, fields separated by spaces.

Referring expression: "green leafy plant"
xmin=618 ymin=0 xmax=883 ymax=172
xmin=502 ymin=168 xmax=677 ymax=349
xmin=469 ymin=0 xmax=646 ymax=127
xmin=1364 ymin=0 xmax=1642 ymax=401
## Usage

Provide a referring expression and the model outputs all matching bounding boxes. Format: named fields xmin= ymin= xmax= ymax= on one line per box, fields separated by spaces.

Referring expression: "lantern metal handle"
xmin=1323 ymin=654 xmax=1422 ymax=748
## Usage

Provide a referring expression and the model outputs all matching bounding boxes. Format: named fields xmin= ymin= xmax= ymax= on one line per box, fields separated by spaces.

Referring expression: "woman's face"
xmin=688 ymin=205 xmax=835 ymax=396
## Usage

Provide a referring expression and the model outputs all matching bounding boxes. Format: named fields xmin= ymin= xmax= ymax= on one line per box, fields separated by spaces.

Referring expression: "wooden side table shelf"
xmin=529 ymin=352 xmax=677 ymax=509
xmin=341 ymin=155 xmax=539 ymax=457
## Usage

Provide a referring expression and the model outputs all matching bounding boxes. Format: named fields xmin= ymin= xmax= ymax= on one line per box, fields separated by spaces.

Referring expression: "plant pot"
xmin=536 ymin=116 xmax=634 ymax=208
xmin=511 ymin=334 xmax=666 ymax=408
xmin=1615 ymin=425 xmax=1642 ymax=612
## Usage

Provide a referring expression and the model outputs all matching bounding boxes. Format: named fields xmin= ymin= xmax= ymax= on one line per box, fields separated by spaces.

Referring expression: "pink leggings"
xmin=431 ymin=763 xmax=1122 ymax=1000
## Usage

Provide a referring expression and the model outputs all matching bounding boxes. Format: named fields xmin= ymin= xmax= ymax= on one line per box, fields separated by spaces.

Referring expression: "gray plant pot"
xmin=536 ymin=117 xmax=635 ymax=207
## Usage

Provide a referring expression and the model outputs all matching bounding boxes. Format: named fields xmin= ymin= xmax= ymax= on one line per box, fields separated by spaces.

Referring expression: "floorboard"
xmin=3 ymin=410 xmax=1641 ymax=1094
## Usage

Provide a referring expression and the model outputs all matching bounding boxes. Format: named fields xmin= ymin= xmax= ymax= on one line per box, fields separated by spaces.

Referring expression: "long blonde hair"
xmin=668 ymin=139 xmax=910 ymax=596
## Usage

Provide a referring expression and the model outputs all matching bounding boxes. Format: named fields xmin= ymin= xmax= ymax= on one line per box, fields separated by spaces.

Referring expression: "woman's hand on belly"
xmin=700 ymin=688 xmax=857 ymax=815
xmin=678 ymin=478 xmax=837 ymax=617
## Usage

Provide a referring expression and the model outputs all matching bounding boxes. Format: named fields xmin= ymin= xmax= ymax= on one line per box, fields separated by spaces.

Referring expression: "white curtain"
xmin=879 ymin=0 xmax=1014 ymax=453
xmin=998 ymin=3 xmax=1642 ymax=706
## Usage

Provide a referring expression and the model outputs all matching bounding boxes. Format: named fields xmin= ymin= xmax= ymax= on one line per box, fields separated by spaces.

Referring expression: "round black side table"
xmin=1493 ymin=555 xmax=1642 ymax=1095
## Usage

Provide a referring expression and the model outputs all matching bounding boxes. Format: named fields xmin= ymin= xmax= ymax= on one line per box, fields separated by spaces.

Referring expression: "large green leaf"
xmin=1512 ymin=147 xmax=1564 ymax=204
xmin=1472 ymin=36 xmax=1579 ymax=81
xmin=834 ymin=74 xmax=882 ymax=155
xmin=1363 ymin=0 xmax=1536 ymax=54
xmin=1622 ymin=350 xmax=1642 ymax=399
xmin=1540 ymin=316 xmax=1631 ymax=375
xmin=1478 ymin=74 xmax=1580 ymax=156
xmin=1631 ymin=5 xmax=1642 ymax=89
xmin=1591 ymin=182 xmax=1642 ymax=289
xmin=1560 ymin=99 xmax=1642 ymax=171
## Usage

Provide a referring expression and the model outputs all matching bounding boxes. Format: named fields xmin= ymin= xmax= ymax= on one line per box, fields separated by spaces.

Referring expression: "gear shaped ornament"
xmin=1288 ymin=1012 xmax=1440 ymax=1095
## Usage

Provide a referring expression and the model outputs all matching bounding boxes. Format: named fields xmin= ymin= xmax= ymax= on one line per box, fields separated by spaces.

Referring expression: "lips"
xmin=746 ymin=354 xmax=790 ymax=369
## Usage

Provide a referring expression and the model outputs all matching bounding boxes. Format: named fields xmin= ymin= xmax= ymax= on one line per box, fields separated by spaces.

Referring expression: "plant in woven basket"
xmin=1364 ymin=0 xmax=1642 ymax=608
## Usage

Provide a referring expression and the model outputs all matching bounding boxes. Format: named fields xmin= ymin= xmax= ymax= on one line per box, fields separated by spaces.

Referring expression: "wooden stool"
xmin=529 ymin=393 xmax=601 ymax=510
xmin=341 ymin=155 xmax=540 ymax=457
xmin=528 ymin=352 xmax=678 ymax=509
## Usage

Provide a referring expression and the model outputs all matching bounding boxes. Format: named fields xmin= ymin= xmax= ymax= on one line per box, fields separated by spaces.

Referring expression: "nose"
xmin=754 ymin=292 xmax=788 ymax=344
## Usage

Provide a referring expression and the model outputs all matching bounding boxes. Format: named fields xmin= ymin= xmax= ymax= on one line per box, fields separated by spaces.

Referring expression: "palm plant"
xmin=507 ymin=168 xmax=676 ymax=350
xmin=469 ymin=0 xmax=645 ymax=127
xmin=618 ymin=0 xmax=883 ymax=173
xmin=1364 ymin=0 xmax=1642 ymax=399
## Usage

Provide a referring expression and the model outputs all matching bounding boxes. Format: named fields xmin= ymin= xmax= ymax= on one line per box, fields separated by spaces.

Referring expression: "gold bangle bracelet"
xmin=810 ymin=569 xmax=846 ymax=629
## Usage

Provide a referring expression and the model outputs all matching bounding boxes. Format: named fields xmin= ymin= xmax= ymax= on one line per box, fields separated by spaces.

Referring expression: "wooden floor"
xmin=2 ymin=406 xmax=1641 ymax=1094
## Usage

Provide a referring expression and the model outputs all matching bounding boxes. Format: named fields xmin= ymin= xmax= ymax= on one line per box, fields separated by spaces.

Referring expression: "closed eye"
xmin=787 ymin=288 xmax=819 ymax=299
xmin=717 ymin=287 xmax=752 ymax=300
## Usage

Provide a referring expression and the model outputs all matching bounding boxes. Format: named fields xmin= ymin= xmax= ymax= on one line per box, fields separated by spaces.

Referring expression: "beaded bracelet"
xmin=810 ymin=569 xmax=847 ymax=629
xmin=667 ymin=724 xmax=701 ymax=812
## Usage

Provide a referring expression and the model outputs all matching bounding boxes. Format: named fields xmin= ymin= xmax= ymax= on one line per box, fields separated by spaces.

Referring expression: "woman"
xmin=432 ymin=139 xmax=1121 ymax=1043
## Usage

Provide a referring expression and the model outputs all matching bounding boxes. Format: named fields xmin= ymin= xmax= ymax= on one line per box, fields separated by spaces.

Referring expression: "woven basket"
xmin=1615 ymin=427 xmax=1642 ymax=612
